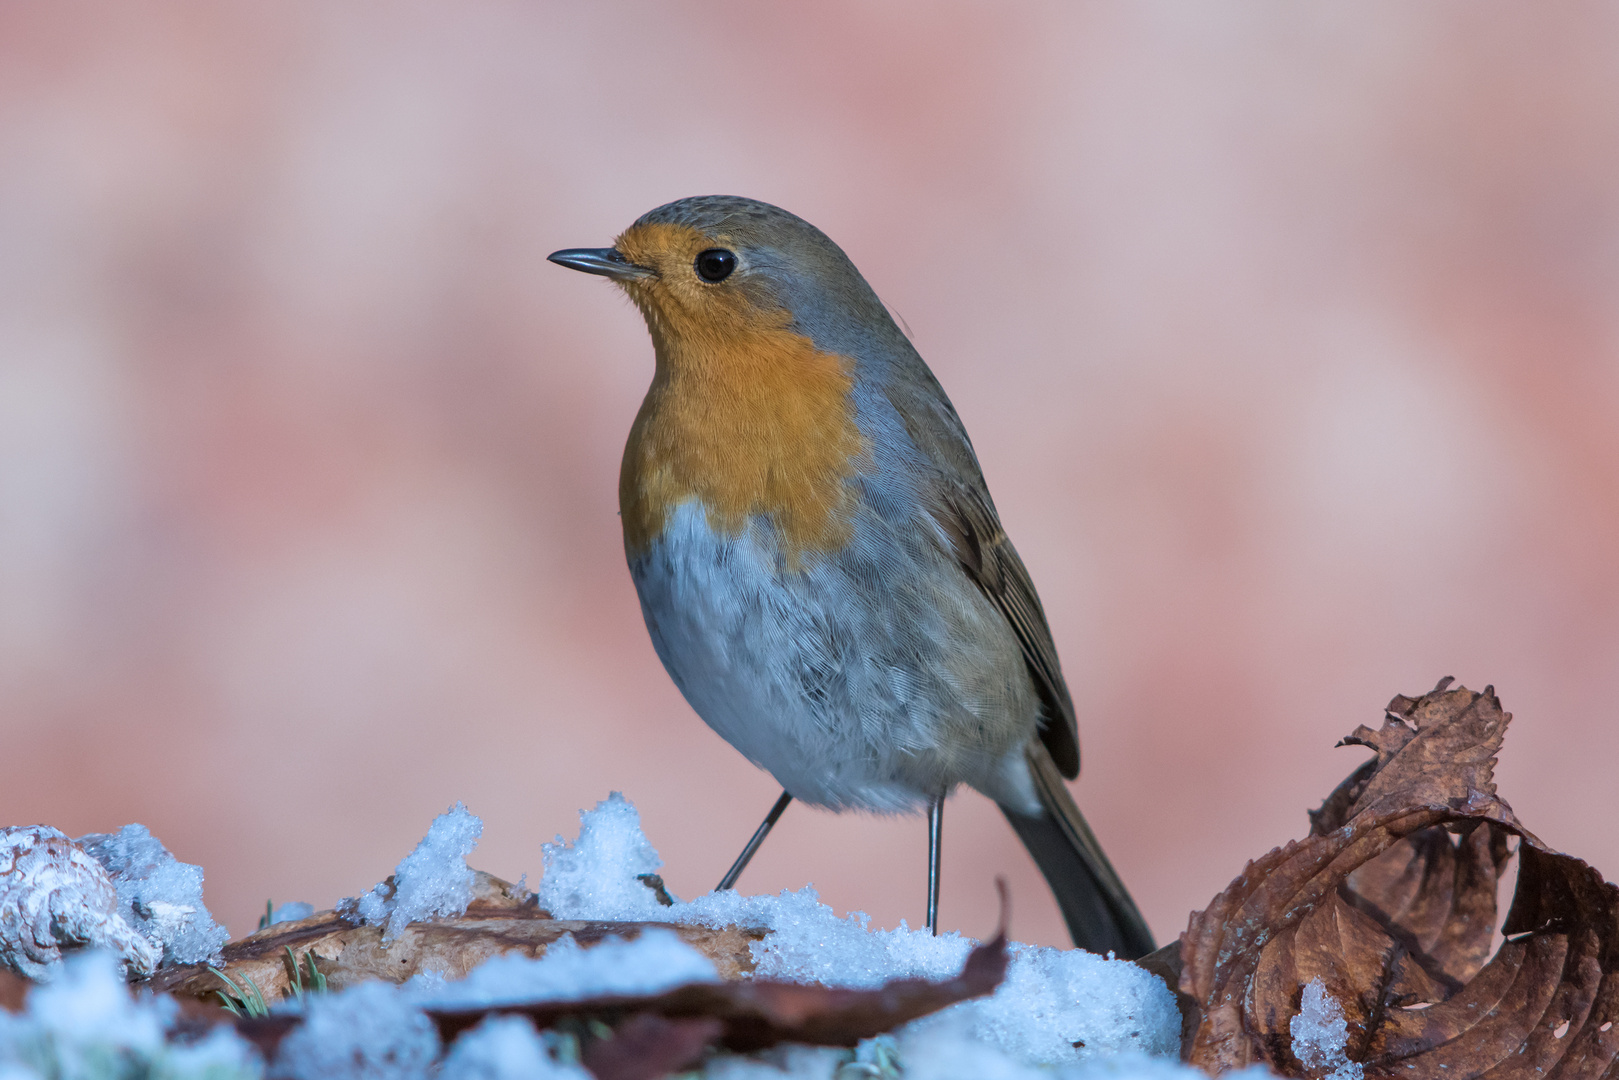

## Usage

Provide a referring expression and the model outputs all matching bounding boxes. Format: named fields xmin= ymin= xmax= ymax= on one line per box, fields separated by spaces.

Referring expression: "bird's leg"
xmin=715 ymin=789 xmax=794 ymax=892
xmin=927 ymin=795 xmax=944 ymax=935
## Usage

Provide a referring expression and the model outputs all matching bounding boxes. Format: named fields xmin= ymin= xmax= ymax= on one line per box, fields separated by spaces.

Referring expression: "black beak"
xmin=547 ymin=247 xmax=654 ymax=281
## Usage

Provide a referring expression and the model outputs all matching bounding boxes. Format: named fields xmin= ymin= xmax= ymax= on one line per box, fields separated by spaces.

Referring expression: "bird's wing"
xmin=880 ymin=363 xmax=1082 ymax=778
xmin=929 ymin=479 xmax=1080 ymax=777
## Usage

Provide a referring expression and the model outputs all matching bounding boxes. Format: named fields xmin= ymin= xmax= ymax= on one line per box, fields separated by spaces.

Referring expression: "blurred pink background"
xmin=2 ymin=2 xmax=1616 ymax=950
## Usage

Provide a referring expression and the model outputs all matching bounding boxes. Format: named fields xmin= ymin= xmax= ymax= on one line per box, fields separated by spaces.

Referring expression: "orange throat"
xmin=618 ymin=320 xmax=866 ymax=565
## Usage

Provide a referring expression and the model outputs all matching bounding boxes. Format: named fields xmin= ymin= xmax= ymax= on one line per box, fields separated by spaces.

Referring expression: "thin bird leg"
xmin=716 ymin=789 xmax=794 ymax=892
xmin=927 ymin=795 xmax=944 ymax=935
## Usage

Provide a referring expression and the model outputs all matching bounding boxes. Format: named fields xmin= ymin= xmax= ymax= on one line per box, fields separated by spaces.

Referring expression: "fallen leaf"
xmin=1178 ymin=679 xmax=1619 ymax=1080
xmin=425 ymin=925 xmax=1010 ymax=1053
xmin=580 ymin=1013 xmax=724 ymax=1080
xmin=0 ymin=969 xmax=27 ymax=1013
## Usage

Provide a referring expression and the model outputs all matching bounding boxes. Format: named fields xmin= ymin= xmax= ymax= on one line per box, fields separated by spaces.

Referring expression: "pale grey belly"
xmin=628 ymin=500 xmax=1041 ymax=814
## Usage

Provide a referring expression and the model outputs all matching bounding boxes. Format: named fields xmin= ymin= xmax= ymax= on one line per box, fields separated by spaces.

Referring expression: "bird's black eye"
xmin=694 ymin=248 xmax=737 ymax=283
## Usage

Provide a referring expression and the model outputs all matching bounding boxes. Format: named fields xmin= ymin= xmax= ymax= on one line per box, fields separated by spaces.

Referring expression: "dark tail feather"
xmin=1001 ymin=742 xmax=1155 ymax=958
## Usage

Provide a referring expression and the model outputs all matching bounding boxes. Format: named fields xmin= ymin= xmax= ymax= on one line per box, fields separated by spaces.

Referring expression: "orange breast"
xmin=618 ymin=319 xmax=866 ymax=564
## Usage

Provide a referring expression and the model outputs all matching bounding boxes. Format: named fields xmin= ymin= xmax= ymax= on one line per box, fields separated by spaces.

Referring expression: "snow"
xmin=0 ymin=826 xmax=159 ymax=981
xmin=156 ymin=1025 xmax=267 ymax=1080
xmin=697 ymin=1040 xmax=1247 ymax=1080
xmin=893 ymin=1022 xmax=1072 ymax=1079
xmin=342 ymin=803 xmax=483 ymax=941
xmin=1290 ymin=979 xmax=1362 ymax=1080
xmin=303 ymin=790 xmax=1180 ymax=1076
xmin=534 ymin=794 xmax=1181 ymax=1066
xmin=271 ymin=980 xmax=438 ymax=1080
xmin=2 ymin=791 xmax=1195 ymax=1079
xmin=436 ymin=1016 xmax=591 ymax=1080
xmin=0 ymin=950 xmax=261 ymax=1079
xmin=409 ymin=927 xmax=719 ymax=1008
xmin=12 ymin=952 xmax=168 ymax=1058
xmin=76 ymin=824 xmax=229 ymax=967
xmin=535 ymin=793 xmax=669 ymax=921
xmin=0 ymin=823 xmax=225 ymax=979
xmin=679 ymin=886 xmax=974 ymax=987
xmin=701 ymin=1045 xmax=847 ymax=1078
xmin=914 ymin=941 xmax=1181 ymax=1064
xmin=268 ymin=902 xmax=315 ymax=926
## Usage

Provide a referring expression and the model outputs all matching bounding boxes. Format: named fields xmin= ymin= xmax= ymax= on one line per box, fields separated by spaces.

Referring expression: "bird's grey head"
xmin=550 ymin=195 xmax=905 ymax=361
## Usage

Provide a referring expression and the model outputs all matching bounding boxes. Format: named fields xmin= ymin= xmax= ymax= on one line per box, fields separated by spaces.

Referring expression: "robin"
xmin=550 ymin=196 xmax=1153 ymax=957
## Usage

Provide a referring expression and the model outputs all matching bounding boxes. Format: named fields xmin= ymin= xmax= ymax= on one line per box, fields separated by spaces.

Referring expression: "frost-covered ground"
xmin=0 ymin=795 xmax=1304 ymax=1079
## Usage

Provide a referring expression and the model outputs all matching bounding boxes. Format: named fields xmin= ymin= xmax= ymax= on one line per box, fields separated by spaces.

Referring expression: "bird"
xmin=549 ymin=196 xmax=1154 ymax=958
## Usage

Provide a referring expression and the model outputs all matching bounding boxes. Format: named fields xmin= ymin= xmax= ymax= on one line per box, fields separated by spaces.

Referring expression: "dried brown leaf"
xmin=1340 ymin=821 xmax=1511 ymax=996
xmin=580 ymin=1013 xmax=725 ymax=1080
xmin=0 ymin=969 xmax=28 ymax=1013
xmin=425 ymin=928 xmax=1010 ymax=1053
xmin=1178 ymin=681 xmax=1619 ymax=1080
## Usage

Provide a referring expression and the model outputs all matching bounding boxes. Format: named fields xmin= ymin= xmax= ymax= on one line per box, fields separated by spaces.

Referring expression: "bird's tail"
xmin=1000 ymin=741 xmax=1155 ymax=958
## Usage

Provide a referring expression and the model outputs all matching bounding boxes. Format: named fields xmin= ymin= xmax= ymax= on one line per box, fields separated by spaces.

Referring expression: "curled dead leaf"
xmin=1176 ymin=680 xmax=1619 ymax=1080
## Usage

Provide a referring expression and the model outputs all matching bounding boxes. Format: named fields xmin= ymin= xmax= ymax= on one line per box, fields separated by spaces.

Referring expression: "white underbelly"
xmin=627 ymin=500 xmax=1040 ymax=814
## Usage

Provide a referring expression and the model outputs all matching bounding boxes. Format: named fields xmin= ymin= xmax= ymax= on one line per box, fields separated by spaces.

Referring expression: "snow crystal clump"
xmin=892 ymin=1021 xmax=1053 ymax=1079
xmin=533 ymin=795 xmax=974 ymax=986
xmin=411 ymin=927 xmax=718 ymax=1009
xmin=271 ymin=979 xmax=438 ymax=1080
xmin=701 ymin=1044 xmax=847 ymax=1078
xmin=156 ymin=1025 xmax=267 ymax=1080
xmin=885 ymin=1027 xmax=1268 ymax=1080
xmin=701 ymin=1039 xmax=1232 ymax=1080
xmin=437 ymin=1015 xmax=591 ymax=1080
xmin=269 ymin=901 xmax=315 ymax=925
xmin=1086 ymin=1061 xmax=1272 ymax=1080
xmin=76 ymin=823 xmax=229 ymax=966
xmin=1290 ymin=979 xmax=1362 ymax=1080
xmin=1064 ymin=1057 xmax=1275 ymax=1080
xmin=930 ymin=941 xmax=1182 ymax=1063
xmin=683 ymin=885 xmax=973 ymax=986
xmin=0 ymin=825 xmax=159 ymax=981
xmin=0 ymin=950 xmax=261 ymax=1079
xmin=536 ymin=793 xmax=669 ymax=921
xmin=3 ymin=950 xmax=167 ymax=1063
xmin=344 ymin=803 xmax=483 ymax=941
